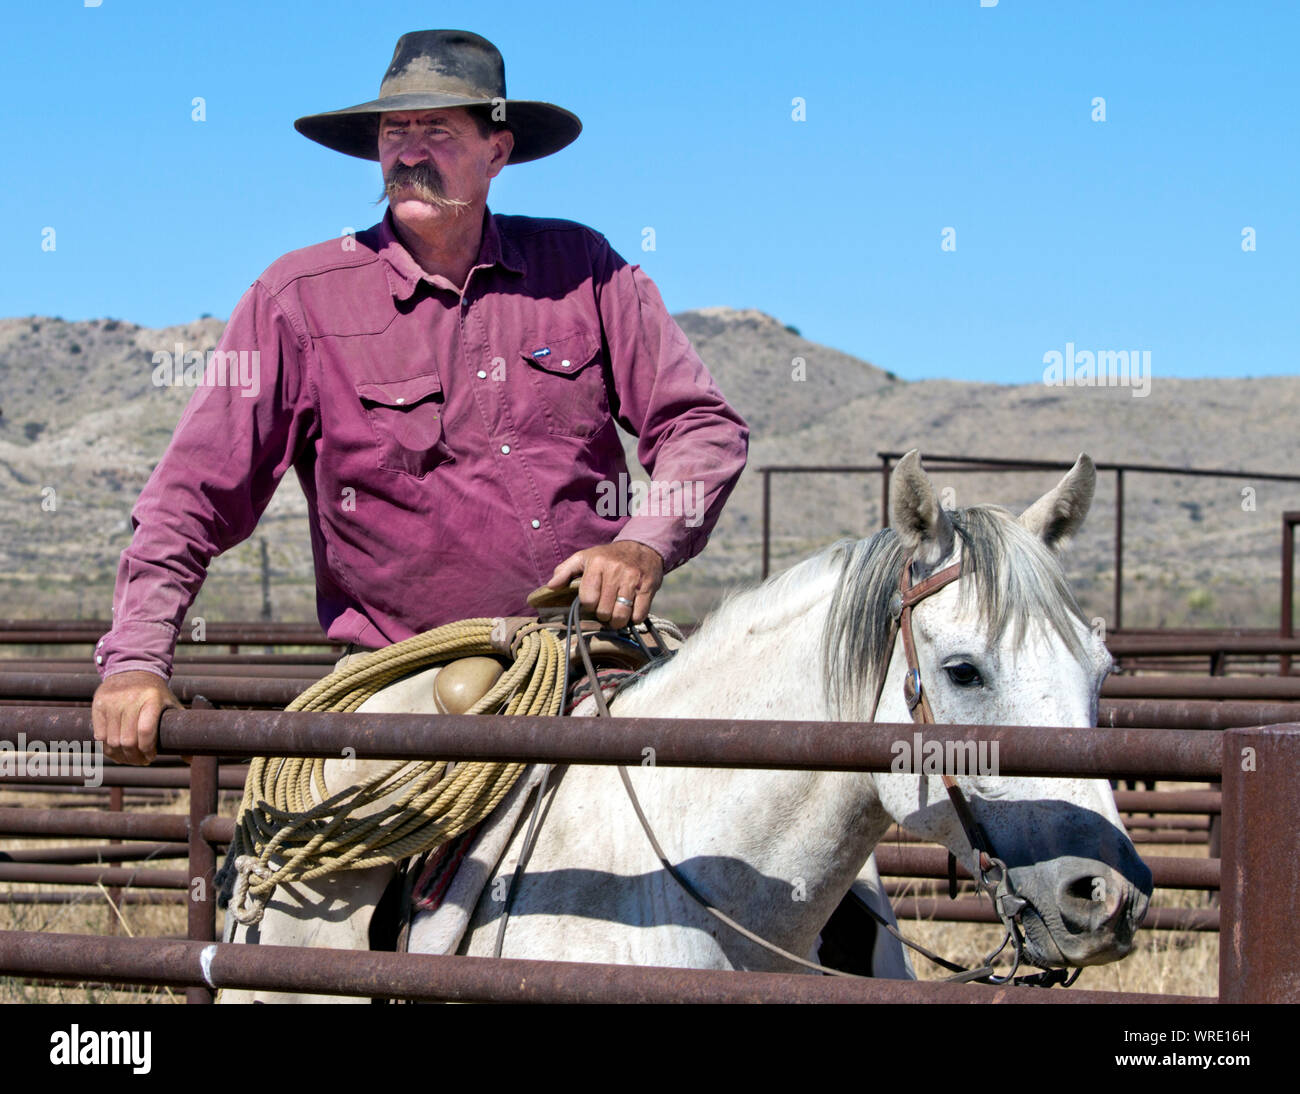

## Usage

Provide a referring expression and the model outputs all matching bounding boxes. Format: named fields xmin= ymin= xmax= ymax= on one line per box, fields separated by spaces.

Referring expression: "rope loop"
xmin=218 ymin=619 xmax=566 ymax=917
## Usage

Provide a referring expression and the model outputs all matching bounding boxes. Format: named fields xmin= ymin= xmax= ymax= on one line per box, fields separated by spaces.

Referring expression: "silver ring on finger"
xmin=616 ymin=596 xmax=634 ymax=607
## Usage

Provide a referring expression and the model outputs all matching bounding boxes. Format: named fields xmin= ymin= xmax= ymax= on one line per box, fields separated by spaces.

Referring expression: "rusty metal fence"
xmin=758 ymin=454 xmax=1300 ymax=638
xmin=1 ymin=706 xmax=1296 ymax=1003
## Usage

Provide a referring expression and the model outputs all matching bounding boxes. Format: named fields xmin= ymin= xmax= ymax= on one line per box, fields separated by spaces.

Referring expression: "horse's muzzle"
xmin=1013 ymin=855 xmax=1153 ymax=967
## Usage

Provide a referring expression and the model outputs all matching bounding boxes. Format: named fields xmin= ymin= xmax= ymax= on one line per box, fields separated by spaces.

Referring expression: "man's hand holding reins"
xmin=549 ymin=540 xmax=664 ymax=630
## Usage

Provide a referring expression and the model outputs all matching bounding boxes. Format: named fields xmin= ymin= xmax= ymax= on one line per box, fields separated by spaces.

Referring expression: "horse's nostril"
xmin=1066 ymin=875 xmax=1097 ymax=902
xmin=1059 ymin=871 xmax=1124 ymax=931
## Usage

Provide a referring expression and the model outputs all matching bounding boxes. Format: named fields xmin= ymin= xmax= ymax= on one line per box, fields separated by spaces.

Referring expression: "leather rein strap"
xmin=895 ymin=559 xmax=999 ymax=875
xmin=497 ymin=569 xmax=1074 ymax=986
xmin=882 ymin=554 xmax=1079 ymax=988
xmin=587 ymin=591 xmax=1005 ymax=982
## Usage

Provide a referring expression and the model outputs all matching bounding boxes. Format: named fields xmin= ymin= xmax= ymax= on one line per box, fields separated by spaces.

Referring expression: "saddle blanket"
xmin=407 ymin=762 xmax=548 ymax=956
xmin=405 ymin=674 xmax=629 ymax=954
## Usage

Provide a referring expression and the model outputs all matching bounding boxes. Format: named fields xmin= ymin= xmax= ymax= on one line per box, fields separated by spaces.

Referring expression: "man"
xmin=91 ymin=30 xmax=748 ymax=764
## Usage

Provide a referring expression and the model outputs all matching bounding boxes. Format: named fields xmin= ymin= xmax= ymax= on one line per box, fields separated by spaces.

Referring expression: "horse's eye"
xmin=945 ymin=662 xmax=983 ymax=688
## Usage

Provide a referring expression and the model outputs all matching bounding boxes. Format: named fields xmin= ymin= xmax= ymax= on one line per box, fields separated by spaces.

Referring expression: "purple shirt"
xmin=96 ymin=209 xmax=748 ymax=679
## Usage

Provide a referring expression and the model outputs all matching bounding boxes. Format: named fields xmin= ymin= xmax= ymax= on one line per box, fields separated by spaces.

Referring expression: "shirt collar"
xmin=377 ymin=206 xmax=526 ymax=302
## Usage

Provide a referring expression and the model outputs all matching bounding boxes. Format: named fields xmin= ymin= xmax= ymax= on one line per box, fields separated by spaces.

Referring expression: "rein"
xmin=496 ymin=567 xmax=1078 ymax=986
xmin=865 ymin=553 xmax=1080 ymax=988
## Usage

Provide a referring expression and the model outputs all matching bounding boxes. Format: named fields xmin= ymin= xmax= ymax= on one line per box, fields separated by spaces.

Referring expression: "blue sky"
xmin=1 ymin=1 xmax=1295 ymax=384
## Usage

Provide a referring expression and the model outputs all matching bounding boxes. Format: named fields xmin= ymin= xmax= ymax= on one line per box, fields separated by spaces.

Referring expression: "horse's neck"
xmin=616 ymin=612 xmax=827 ymax=721
xmin=617 ymin=567 xmax=841 ymax=719
xmin=605 ymin=574 xmax=890 ymax=941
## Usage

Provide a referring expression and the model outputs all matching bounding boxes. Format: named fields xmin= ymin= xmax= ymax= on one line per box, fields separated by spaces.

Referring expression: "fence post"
xmin=107 ymin=784 xmax=123 ymax=933
xmin=185 ymin=697 xmax=220 ymax=1005
xmin=761 ymin=469 xmax=771 ymax=580
xmin=1114 ymin=467 xmax=1124 ymax=631
xmin=1282 ymin=513 xmax=1296 ymax=676
xmin=1219 ymin=723 xmax=1300 ymax=1002
xmin=880 ymin=455 xmax=891 ymax=530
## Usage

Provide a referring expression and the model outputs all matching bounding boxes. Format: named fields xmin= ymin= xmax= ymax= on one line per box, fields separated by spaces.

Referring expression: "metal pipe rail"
xmin=1098 ymin=699 xmax=1300 ymax=729
xmin=1113 ymin=790 xmax=1220 ymax=813
xmin=7 ymin=669 xmax=1299 ymax=711
xmin=0 ymin=842 xmax=189 ymax=864
xmin=874 ymin=846 xmax=1219 ymax=890
xmin=0 ymin=706 xmax=1226 ymax=776
xmin=759 ymin=454 xmax=1300 ymax=635
xmin=1106 ymin=636 xmax=1300 ymax=656
xmin=0 ymin=864 xmax=188 ymax=888
xmin=0 ymin=765 xmax=248 ymax=789
xmin=1 ymin=709 xmax=1294 ymax=1002
xmin=0 ymin=620 xmax=336 ymax=646
xmin=0 ymin=661 xmax=328 ymax=680
xmin=890 ymin=899 xmax=1220 ymax=933
xmin=1104 ymin=676 xmax=1300 ymax=701
xmin=0 ymin=931 xmax=1212 ymax=1004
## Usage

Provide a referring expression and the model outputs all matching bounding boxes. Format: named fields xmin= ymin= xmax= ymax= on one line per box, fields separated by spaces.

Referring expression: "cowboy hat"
xmin=294 ymin=30 xmax=581 ymax=164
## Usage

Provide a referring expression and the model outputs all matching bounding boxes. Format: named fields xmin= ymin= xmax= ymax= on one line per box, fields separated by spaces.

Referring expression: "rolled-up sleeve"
xmin=592 ymin=237 xmax=749 ymax=571
xmin=95 ymin=281 xmax=317 ymax=679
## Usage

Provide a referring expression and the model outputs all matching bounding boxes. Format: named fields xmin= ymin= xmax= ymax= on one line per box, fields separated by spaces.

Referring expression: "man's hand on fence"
xmin=549 ymin=540 xmax=664 ymax=630
xmin=91 ymin=671 xmax=183 ymax=766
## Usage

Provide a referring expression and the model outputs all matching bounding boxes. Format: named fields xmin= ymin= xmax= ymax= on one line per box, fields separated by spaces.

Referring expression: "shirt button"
xmin=95 ymin=655 xmax=103 ymax=665
xmin=476 ymin=370 xmax=487 ymax=379
xmin=395 ymin=397 xmax=406 ymax=405
xmin=561 ymin=359 xmax=571 ymax=369
xmin=531 ymin=519 xmax=541 ymax=529
xmin=501 ymin=444 xmax=511 ymax=454
xmin=461 ymin=297 xmax=470 ymax=307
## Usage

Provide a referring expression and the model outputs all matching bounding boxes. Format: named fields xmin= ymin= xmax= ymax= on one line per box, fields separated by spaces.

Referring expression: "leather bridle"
xmin=880 ymin=553 xmax=1079 ymax=987
xmin=890 ymin=558 xmax=1003 ymax=881
xmin=495 ymin=564 xmax=1078 ymax=986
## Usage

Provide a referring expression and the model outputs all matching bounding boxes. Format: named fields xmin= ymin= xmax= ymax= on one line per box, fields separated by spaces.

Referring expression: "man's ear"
xmin=486 ymin=129 xmax=514 ymax=177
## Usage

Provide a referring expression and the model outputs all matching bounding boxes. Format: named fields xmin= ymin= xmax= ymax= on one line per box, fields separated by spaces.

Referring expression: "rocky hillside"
xmin=1 ymin=310 xmax=1296 ymax=629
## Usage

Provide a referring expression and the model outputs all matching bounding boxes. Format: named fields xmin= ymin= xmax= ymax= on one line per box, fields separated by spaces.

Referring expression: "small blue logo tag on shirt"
xmin=533 ymin=347 xmax=551 ymax=357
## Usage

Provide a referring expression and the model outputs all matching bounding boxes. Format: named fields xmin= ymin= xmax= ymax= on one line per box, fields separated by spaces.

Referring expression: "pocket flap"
xmin=519 ymin=330 xmax=601 ymax=377
xmin=356 ymin=372 xmax=442 ymax=407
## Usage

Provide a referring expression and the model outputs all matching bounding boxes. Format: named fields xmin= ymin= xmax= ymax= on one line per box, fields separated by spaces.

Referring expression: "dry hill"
xmin=1 ymin=310 xmax=1295 ymax=629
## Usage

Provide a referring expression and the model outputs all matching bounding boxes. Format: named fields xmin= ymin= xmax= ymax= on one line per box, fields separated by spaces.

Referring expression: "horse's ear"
xmin=890 ymin=450 xmax=955 ymax=566
xmin=1019 ymin=453 xmax=1095 ymax=552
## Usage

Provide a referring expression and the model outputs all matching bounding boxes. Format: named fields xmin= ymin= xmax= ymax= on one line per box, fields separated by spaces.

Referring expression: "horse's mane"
xmin=622 ymin=505 xmax=1089 ymax=716
xmin=822 ymin=505 xmax=1090 ymax=720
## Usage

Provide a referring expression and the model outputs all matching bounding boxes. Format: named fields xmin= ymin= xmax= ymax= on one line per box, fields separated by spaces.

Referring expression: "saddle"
xmin=429 ymin=582 xmax=672 ymax=715
xmin=403 ymin=583 xmax=679 ymax=939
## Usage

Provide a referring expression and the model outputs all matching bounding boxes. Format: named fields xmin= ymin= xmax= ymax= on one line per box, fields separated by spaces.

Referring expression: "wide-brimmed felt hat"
xmin=294 ymin=30 xmax=581 ymax=164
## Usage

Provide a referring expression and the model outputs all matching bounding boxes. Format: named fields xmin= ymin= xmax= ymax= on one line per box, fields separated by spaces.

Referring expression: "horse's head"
xmin=825 ymin=451 xmax=1152 ymax=970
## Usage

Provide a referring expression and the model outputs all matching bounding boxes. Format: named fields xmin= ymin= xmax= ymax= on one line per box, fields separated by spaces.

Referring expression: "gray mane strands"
xmin=822 ymin=506 xmax=1090 ymax=721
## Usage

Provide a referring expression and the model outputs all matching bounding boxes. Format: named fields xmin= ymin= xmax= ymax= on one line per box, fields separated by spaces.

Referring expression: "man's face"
xmin=377 ymin=108 xmax=513 ymax=231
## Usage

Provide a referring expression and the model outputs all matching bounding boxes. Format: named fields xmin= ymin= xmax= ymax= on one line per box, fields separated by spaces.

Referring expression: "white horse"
xmin=220 ymin=451 xmax=1151 ymax=1001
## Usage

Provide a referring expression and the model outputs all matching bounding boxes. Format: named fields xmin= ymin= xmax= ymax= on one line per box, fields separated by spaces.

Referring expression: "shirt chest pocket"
xmin=356 ymin=372 xmax=452 ymax=478
xmin=518 ymin=329 xmax=611 ymax=439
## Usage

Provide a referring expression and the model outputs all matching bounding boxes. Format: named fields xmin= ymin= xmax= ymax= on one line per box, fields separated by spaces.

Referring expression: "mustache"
xmin=378 ymin=162 xmax=470 ymax=209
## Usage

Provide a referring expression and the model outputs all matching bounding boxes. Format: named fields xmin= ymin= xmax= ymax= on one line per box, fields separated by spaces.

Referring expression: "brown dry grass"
xmin=2 ymin=780 xmax=1221 ymax=1002
xmin=902 ymin=884 xmax=1217 ymax=997
xmin=0 ymin=785 xmax=241 ymax=1004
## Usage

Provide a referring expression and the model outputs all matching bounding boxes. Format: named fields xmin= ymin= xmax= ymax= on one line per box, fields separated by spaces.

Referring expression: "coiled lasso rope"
xmin=218 ymin=618 xmax=565 ymax=925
